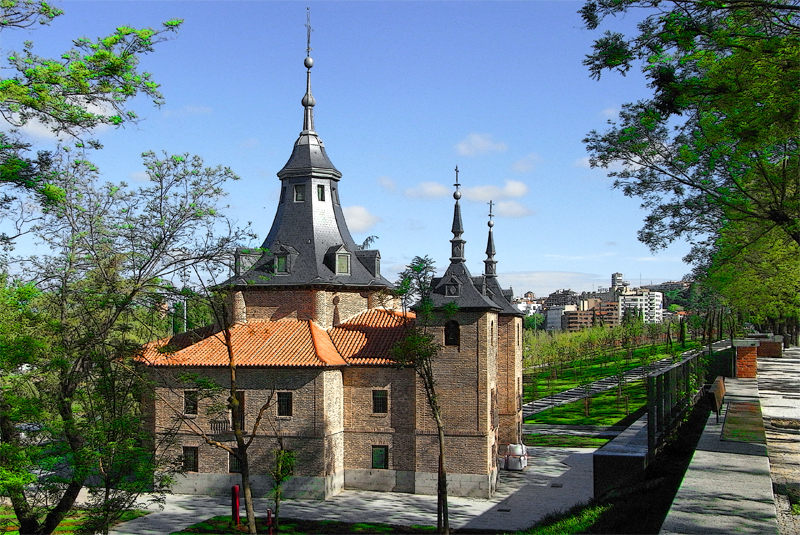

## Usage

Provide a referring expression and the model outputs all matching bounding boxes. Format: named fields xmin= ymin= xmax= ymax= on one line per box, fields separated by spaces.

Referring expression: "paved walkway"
xmin=109 ymin=447 xmax=595 ymax=534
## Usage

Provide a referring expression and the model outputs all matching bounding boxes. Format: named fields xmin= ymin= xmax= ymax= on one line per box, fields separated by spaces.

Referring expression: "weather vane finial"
xmin=454 ymin=165 xmax=460 ymax=190
xmin=305 ymin=7 xmax=313 ymax=57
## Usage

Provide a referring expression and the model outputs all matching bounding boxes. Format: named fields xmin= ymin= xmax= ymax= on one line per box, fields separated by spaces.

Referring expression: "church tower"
xmin=226 ymin=50 xmax=393 ymax=328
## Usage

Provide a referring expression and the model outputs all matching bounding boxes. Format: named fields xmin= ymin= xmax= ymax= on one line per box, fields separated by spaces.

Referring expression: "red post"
xmin=232 ymin=485 xmax=240 ymax=526
xmin=267 ymin=508 xmax=273 ymax=535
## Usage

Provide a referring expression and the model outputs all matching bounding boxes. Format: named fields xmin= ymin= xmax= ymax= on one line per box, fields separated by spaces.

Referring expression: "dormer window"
xmin=317 ymin=185 xmax=325 ymax=201
xmin=294 ymin=184 xmax=306 ymax=202
xmin=275 ymin=255 xmax=288 ymax=273
xmin=446 ymin=283 xmax=460 ymax=297
xmin=336 ymin=253 xmax=350 ymax=274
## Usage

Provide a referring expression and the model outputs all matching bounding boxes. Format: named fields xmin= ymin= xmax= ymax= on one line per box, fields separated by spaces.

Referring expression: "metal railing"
xmin=646 ymin=351 xmax=705 ymax=458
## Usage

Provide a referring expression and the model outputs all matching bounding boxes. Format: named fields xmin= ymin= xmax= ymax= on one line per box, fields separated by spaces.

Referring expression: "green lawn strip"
xmin=170 ymin=515 xmax=441 ymax=534
xmin=520 ymin=502 xmax=612 ymax=534
xmin=525 ymin=382 xmax=647 ymax=426
xmin=523 ymin=434 xmax=610 ymax=448
xmin=524 ymin=342 xmax=700 ymax=403
xmin=0 ymin=506 xmax=148 ymax=535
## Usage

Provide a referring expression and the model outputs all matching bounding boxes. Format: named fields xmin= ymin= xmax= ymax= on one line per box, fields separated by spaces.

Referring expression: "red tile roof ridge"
xmin=309 ymin=321 xmax=348 ymax=366
xmin=339 ymin=308 xmax=416 ymax=327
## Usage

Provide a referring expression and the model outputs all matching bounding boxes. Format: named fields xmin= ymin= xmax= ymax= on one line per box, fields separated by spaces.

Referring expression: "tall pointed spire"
xmin=484 ymin=200 xmax=497 ymax=278
xmin=302 ymin=7 xmax=315 ymax=133
xmin=450 ymin=166 xmax=466 ymax=264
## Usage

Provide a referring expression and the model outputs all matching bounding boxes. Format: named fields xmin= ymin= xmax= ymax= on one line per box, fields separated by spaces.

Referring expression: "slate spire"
xmin=484 ymin=200 xmax=497 ymax=278
xmin=450 ymin=166 xmax=466 ymax=265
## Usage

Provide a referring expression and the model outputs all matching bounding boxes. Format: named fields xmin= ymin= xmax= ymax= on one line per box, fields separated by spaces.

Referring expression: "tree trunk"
xmin=436 ymin=422 xmax=450 ymax=535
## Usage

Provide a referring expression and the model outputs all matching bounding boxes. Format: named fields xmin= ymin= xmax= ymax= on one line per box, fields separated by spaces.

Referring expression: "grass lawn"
xmin=524 ymin=342 xmax=700 ymax=403
xmin=0 ymin=506 xmax=148 ymax=535
xmin=523 ymin=434 xmax=610 ymax=448
xmin=525 ymin=381 xmax=647 ymax=426
xmin=170 ymin=515 xmax=497 ymax=534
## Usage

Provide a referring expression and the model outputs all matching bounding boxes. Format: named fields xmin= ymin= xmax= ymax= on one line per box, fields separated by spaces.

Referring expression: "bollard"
xmin=267 ymin=508 xmax=273 ymax=535
xmin=232 ymin=485 xmax=240 ymax=526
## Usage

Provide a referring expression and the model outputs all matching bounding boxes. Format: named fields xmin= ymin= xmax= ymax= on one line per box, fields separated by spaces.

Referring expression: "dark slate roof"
xmin=484 ymin=276 xmax=523 ymax=316
xmin=427 ymin=262 xmax=500 ymax=310
xmin=277 ymin=133 xmax=341 ymax=180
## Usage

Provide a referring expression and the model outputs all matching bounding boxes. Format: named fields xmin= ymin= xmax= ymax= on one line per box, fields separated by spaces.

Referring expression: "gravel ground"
xmin=766 ymin=424 xmax=800 ymax=535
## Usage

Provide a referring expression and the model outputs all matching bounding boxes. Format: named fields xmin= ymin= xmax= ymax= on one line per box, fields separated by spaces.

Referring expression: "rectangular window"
xmin=276 ymin=255 xmax=288 ymax=273
xmin=372 ymin=390 xmax=388 ymax=414
xmin=184 ymin=390 xmax=198 ymax=415
xmin=336 ymin=254 xmax=350 ymax=274
xmin=229 ymin=448 xmax=242 ymax=474
xmin=183 ymin=446 xmax=198 ymax=472
xmin=317 ymin=184 xmax=325 ymax=201
xmin=277 ymin=392 xmax=292 ymax=417
xmin=294 ymin=184 xmax=305 ymax=202
xmin=372 ymin=445 xmax=388 ymax=469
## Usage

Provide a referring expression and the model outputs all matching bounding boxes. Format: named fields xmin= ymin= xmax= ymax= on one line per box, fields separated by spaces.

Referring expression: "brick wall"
xmin=496 ymin=315 xmax=522 ymax=444
xmin=736 ymin=346 xmax=758 ymax=378
xmin=757 ymin=341 xmax=782 ymax=357
xmin=244 ymin=290 xmax=315 ymax=321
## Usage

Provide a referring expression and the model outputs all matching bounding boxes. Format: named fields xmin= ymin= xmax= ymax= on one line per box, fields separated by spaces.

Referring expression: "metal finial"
xmin=453 ymin=166 xmax=461 ymax=200
xmin=305 ymin=8 xmax=313 ymax=57
xmin=488 ymin=200 xmax=495 ymax=227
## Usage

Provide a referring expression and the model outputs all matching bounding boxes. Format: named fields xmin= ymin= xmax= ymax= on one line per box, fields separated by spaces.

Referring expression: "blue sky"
xmin=2 ymin=0 xmax=694 ymax=296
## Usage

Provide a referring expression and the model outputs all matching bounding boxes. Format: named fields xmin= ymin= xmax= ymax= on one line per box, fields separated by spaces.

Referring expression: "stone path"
xmin=759 ymin=348 xmax=800 ymax=535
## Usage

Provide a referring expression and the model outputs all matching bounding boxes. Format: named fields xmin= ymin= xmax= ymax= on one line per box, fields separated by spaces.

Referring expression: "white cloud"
xmin=497 ymin=270 xmax=608 ymax=298
xmin=511 ymin=153 xmax=541 ymax=173
xmin=129 ymin=171 xmax=150 ymax=182
xmin=544 ymin=252 xmax=615 ymax=261
xmin=162 ymin=105 xmax=213 ymax=118
xmin=574 ymin=156 xmax=592 ymax=169
xmin=462 ymin=180 xmax=528 ymax=202
xmin=601 ymin=107 xmax=619 ymax=119
xmin=377 ymin=176 xmax=396 ymax=191
xmin=455 ymin=133 xmax=507 ymax=156
xmin=404 ymin=182 xmax=450 ymax=199
xmin=494 ymin=200 xmax=532 ymax=218
xmin=343 ymin=205 xmax=382 ymax=233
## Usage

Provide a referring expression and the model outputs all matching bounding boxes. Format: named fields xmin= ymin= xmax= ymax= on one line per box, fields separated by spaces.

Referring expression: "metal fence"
xmin=646 ymin=351 xmax=706 ymax=458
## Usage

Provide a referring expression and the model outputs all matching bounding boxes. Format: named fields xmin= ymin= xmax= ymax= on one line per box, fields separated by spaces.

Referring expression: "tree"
xmin=0 ymin=2 xmax=182 ymax=246
xmin=523 ymin=313 xmax=545 ymax=331
xmin=0 ymin=148 xmax=246 ymax=535
xmin=581 ymin=0 xmax=800 ymax=265
xmin=391 ymin=256 xmax=451 ymax=535
xmin=701 ymin=223 xmax=800 ymax=343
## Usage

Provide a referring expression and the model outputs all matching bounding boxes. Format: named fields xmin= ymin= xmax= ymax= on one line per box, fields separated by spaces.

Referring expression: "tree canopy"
xmin=582 ymin=0 xmax=799 ymax=262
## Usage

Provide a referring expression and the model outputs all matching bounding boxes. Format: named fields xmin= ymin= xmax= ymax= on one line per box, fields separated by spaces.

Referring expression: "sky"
xmin=1 ymin=0 xmax=696 ymax=297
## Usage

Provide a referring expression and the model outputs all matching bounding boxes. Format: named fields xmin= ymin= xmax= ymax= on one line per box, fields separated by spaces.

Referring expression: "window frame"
xmin=294 ymin=184 xmax=306 ymax=202
xmin=336 ymin=253 xmax=350 ymax=275
xmin=371 ymin=445 xmax=388 ymax=470
xmin=275 ymin=255 xmax=288 ymax=273
xmin=183 ymin=446 xmax=199 ymax=472
xmin=317 ymin=184 xmax=325 ymax=201
xmin=229 ymin=448 xmax=242 ymax=474
xmin=183 ymin=390 xmax=198 ymax=416
xmin=277 ymin=392 xmax=293 ymax=417
xmin=444 ymin=320 xmax=460 ymax=346
xmin=372 ymin=390 xmax=388 ymax=414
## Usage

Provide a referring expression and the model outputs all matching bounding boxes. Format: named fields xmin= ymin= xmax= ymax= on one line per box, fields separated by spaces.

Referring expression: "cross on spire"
xmin=454 ymin=165 xmax=460 ymax=191
xmin=488 ymin=200 xmax=494 ymax=221
xmin=305 ymin=7 xmax=313 ymax=57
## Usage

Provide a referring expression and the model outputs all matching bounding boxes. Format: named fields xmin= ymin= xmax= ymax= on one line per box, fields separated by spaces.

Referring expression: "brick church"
xmin=141 ymin=51 xmax=523 ymax=499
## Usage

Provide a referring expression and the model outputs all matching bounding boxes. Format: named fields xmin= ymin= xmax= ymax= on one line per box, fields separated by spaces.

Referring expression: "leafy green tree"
xmin=392 ymin=256 xmax=451 ymax=535
xmin=581 ymin=0 xmax=800 ymax=263
xmin=702 ymin=223 xmax=800 ymax=343
xmin=523 ymin=313 xmax=545 ymax=331
xmin=0 ymin=2 xmax=182 ymax=246
xmin=0 ymin=148 xmax=246 ymax=535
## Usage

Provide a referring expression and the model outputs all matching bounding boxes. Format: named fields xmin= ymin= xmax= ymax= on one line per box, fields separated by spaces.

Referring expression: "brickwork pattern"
xmin=757 ymin=341 xmax=782 ymax=357
xmin=244 ymin=290 xmax=315 ymax=322
xmin=736 ymin=346 xmax=758 ymax=378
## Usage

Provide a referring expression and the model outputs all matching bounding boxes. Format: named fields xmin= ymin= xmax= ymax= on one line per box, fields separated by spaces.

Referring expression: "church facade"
xmin=141 ymin=52 xmax=523 ymax=500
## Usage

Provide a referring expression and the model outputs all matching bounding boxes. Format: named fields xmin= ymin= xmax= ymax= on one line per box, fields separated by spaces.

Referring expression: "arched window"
xmin=444 ymin=320 xmax=460 ymax=346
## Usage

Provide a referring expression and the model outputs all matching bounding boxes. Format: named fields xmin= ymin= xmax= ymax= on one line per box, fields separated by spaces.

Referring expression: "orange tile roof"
xmin=138 ymin=309 xmax=415 ymax=368
xmin=140 ymin=320 xmax=345 ymax=367
xmin=331 ymin=309 xmax=415 ymax=365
